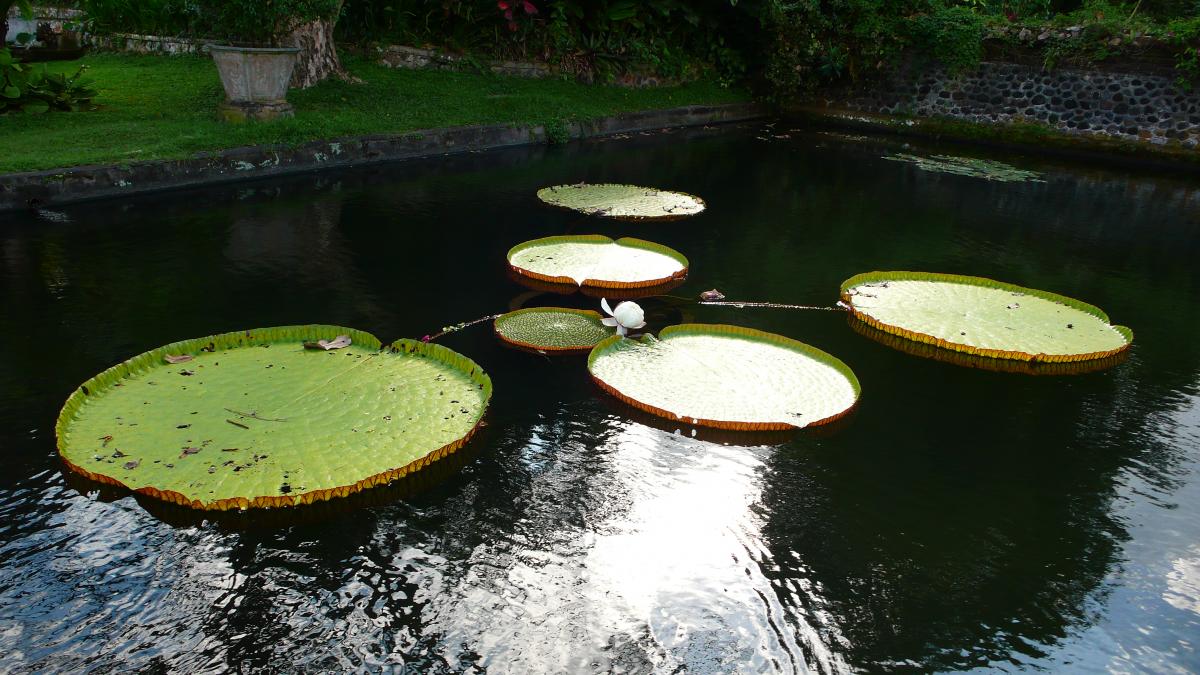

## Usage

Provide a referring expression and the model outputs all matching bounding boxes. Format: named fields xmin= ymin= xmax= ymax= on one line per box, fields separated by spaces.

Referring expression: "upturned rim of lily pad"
xmin=588 ymin=323 xmax=861 ymax=431
xmin=493 ymin=307 xmax=611 ymax=354
xmin=840 ymin=271 xmax=1134 ymax=363
xmin=536 ymin=183 xmax=707 ymax=221
xmin=55 ymin=325 xmax=492 ymax=511
xmin=846 ymin=313 xmax=1130 ymax=375
xmin=505 ymin=266 xmax=687 ymax=300
xmin=506 ymin=234 xmax=689 ymax=290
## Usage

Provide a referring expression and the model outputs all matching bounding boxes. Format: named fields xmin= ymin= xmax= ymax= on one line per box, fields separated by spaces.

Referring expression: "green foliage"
xmin=763 ymin=0 xmax=964 ymax=95
xmin=80 ymin=0 xmax=341 ymax=44
xmin=909 ymin=5 xmax=987 ymax=72
xmin=543 ymin=117 xmax=569 ymax=143
xmin=0 ymin=48 xmax=97 ymax=114
xmin=1167 ymin=15 xmax=1200 ymax=88
xmin=77 ymin=0 xmax=204 ymax=37
xmin=337 ymin=0 xmax=759 ymax=82
xmin=762 ymin=0 xmax=1199 ymax=95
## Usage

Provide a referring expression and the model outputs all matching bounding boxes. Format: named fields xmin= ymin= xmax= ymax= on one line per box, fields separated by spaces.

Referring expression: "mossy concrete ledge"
xmin=0 ymin=102 xmax=762 ymax=212
xmin=790 ymin=106 xmax=1200 ymax=173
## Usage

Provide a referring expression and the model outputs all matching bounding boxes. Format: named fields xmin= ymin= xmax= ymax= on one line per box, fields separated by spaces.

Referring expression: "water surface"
xmin=1 ymin=124 xmax=1198 ymax=673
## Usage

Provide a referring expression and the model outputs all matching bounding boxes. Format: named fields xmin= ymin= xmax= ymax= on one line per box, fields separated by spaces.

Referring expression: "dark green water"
xmin=1 ymin=124 xmax=1198 ymax=673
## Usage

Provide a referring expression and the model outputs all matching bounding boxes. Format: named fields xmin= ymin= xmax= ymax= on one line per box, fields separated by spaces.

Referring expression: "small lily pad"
xmin=494 ymin=308 xmax=612 ymax=354
xmin=841 ymin=271 xmax=1132 ymax=363
xmin=537 ymin=183 xmax=706 ymax=220
xmin=56 ymin=325 xmax=492 ymax=511
xmin=588 ymin=324 xmax=860 ymax=431
xmin=507 ymin=235 xmax=688 ymax=290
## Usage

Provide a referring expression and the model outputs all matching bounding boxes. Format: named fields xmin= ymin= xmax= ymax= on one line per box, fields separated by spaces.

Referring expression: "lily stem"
xmin=699 ymin=300 xmax=846 ymax=311
xmin=423 ymin=314 xmax=503 ymax=342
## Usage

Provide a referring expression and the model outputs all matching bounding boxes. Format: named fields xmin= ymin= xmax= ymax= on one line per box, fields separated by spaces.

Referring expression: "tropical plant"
xmin=29 ymin=64 xmax=99 ymax=111
xmin=1166 ymin=14 xmax=1200 ymax=88
xmin=0 ymin=48 xmax=33 ymax=113
xmin=0 ymin=48 xmax=97 ymax=114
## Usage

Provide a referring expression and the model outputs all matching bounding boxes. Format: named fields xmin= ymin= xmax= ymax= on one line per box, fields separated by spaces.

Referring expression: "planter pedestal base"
xmin=218 ymin=101 xmax=295 ymax=123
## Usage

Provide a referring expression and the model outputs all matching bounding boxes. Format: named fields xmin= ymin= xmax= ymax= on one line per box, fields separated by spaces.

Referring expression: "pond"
xmin=1 ymin=123 xmax=1198 ymax=673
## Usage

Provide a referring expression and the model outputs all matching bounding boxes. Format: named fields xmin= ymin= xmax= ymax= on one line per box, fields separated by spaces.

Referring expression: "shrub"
xmin=762 ymin=1 xmax=996 ymax=93
xmin=1167 ymin=15 xmax=1200 ymax=88
xmin=79 ymin=0 xmax=340 ymax=45
xmin=0 ymin=48 xmax=98 ymax=114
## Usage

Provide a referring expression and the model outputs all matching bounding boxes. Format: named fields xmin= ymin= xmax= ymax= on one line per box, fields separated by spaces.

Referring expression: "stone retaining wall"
xmin=836 ymin=60 xmax=1200 ymax=149
xmin=376 ymin=44 xmax=550 ymax=79
xmin=85 ymin=32 xmax=209 ymax=55
xmin=373 ymin=43 xmax=681 ymax=88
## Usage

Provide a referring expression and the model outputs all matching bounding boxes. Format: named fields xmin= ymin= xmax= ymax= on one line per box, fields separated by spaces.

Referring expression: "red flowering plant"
xmin=498 ymin=0 xmax=538 ymax=32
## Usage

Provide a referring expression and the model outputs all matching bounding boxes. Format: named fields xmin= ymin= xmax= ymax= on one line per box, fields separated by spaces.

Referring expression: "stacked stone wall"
xmin=838 ymin=61 xmax=1200 ymax=149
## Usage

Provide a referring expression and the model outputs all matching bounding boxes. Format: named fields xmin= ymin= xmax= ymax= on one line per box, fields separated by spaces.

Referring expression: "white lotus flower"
xmin=601 ymin=298 xmax=646 ymax=337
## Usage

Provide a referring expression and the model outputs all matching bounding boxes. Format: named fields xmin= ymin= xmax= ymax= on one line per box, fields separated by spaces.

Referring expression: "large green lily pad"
xmin=537 ymin=183 xmax=706 ymax=220
xmin=55 ymin=325 xmax=492 ymax=510
xmin=588 ymin=324 xmax=860 ymax=431
xmin=494 ymin=308 xmax=612 ymax=353
xmin=507 ymin=235 xmax=688 ymax=289
xmin=847 ymin=314 xmax=1129 ymax=375
xmin=841 ymin=272 xmax=1133 ymax=363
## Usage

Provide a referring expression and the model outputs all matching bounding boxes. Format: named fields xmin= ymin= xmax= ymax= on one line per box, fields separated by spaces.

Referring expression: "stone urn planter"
xmin=209 ymin=45 xmax=300 ymax=122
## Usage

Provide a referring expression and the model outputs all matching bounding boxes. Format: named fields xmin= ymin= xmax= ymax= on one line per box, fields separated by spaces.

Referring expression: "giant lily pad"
xmin=841 ymin=272 xmax=1133 ymax=363
xmin=588 ymin=324 xmax=860 ymax=431
xmin=507 ymin=235 xmax=688 ymax=289
xmin=847 ymin=315 xmax=1129 ymax=375
xmin=494 ymin=307 xmax=612 ymax=354
xmin=55 ymin=325 xmax=492 ymax=510
xmin=537 ymin=183 xmax=705 ymax=220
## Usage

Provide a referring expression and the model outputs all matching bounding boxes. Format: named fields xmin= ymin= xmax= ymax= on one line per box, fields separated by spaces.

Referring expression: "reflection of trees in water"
xmin=705 ymin=131 xmax=1200 ymax=670
xmin=755 ymin=339 xmax=1195 ymax=671
xmin=0 ymin=184 xmax=388 ymax=486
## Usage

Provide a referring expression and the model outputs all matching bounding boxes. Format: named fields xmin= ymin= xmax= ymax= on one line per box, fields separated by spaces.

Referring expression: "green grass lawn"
xmin=0 ymin=53 xmax=749 ymax=174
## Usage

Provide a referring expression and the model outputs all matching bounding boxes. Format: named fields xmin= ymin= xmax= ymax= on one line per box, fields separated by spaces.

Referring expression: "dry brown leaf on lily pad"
xmin=303 ymin=335 xmax=352 ymax=351
xmin=164 ymin=354 xmax=194 ymax=364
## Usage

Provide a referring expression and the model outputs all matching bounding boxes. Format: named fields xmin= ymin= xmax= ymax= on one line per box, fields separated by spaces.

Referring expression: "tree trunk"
xmin=287 ymin=15 xmax=349 ymax=89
